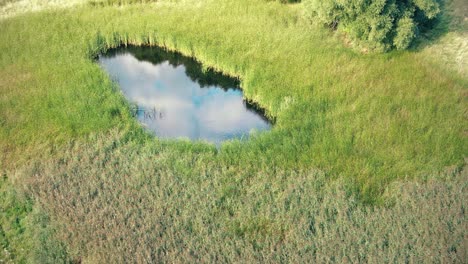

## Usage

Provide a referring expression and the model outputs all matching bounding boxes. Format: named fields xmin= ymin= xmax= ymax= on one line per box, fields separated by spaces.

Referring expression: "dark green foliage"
xmin=304 ymin=0 xmax=441 ymax=51
xmin=394 ymin=16 xmax=416 ymax=50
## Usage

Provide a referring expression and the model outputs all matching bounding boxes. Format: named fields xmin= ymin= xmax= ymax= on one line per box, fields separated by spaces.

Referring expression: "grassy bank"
xmin=0 ymin=0 xmax=466 ymax=262
xmin=1 ymin=0 xmax=466 ymax=197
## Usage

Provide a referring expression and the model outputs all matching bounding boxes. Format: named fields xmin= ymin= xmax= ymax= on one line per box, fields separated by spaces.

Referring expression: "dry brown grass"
xmin=0 ymin=0 xmax=88 ymax=19
xmin=9 ymin=131 xmax=465 ymax=263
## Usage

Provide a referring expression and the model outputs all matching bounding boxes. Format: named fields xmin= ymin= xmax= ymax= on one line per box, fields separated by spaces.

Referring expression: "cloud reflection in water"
xmin=99 ymin=47 xmax=271 ymax=144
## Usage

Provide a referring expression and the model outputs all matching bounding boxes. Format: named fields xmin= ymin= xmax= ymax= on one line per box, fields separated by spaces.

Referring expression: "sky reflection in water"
xmin=99 ymin=47 xmax=271 ymax=144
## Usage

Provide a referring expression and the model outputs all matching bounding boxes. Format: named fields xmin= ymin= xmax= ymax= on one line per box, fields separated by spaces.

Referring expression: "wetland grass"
xmin=0 ymin=0 xmax=466 ymax=262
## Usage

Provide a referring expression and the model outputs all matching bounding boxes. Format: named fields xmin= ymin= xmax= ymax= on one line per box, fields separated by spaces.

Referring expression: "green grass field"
xmin=0 ymin=0 xmax=466 ymax=262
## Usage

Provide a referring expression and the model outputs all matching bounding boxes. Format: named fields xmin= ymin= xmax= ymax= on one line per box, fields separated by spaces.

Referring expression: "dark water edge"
xmin=98 ymin=45 xmax=272 ymax=145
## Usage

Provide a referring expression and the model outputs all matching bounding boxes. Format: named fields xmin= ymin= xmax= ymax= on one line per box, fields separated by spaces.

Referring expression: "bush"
xmin=394 ymin=16 xmax=417 ymax=50
xmin=304 ymin=0 xmax=441 ymax=52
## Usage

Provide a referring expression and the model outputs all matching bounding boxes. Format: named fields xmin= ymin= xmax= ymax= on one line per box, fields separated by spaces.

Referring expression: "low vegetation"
xmin=0 ymin=0 xmax=466 ymax=262
xmin=4 ymin=131 xmax=464 ymax=262
xmin=304 ymin=0 xmax=442 ymax=51
xmin=1 ymin=0 xmax=465 ymax=198
xmin=0 ymin=175 xmax=70 ymax=263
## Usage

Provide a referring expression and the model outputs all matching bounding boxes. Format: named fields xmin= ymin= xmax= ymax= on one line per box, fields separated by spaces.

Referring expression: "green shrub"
xmin=304 ymin=0 xmax=441 ymax=52
xmin=394 ymin=16 xmax=417 ymax=50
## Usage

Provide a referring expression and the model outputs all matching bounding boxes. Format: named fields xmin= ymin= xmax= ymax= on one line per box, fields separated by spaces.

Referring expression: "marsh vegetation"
xmin=0 ymin=0 xmax=466 ymax=262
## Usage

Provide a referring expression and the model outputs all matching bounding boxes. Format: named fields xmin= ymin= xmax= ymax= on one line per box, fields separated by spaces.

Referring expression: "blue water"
xmin=99 ymin=46 xmax=271 ymax=144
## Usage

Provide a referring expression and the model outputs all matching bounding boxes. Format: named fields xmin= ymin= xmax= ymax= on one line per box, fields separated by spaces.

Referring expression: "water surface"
xmin=99 ymin=46 xmax=271 ymax=144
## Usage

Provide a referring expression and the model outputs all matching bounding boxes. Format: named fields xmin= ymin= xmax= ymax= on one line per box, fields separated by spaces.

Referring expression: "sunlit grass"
xmin=1 ymin=0 xmax=465 ymax=197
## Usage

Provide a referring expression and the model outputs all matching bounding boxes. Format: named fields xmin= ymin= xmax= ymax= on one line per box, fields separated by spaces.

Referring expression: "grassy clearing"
xmin=0 ymin=0 xmax=466 ymax=261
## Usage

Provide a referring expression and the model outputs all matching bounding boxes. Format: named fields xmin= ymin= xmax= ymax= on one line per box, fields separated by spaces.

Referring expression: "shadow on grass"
xmin=409 ymin=0 xmax=467 ymax=52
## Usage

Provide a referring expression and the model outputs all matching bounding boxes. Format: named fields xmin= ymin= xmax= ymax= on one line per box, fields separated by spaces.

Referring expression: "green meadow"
xmin=0 ymin=0 xmax=466 ymax=262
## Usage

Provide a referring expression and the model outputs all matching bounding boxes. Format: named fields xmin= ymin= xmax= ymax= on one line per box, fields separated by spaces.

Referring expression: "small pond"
xmin=98 ymin=46 xmax=271 ymax=144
